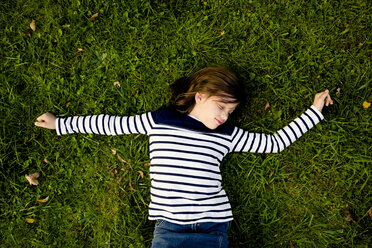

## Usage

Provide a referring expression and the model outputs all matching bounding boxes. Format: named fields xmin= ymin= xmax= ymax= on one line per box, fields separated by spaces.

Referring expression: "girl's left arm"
xmin=230 ymin=90 xmax=333 ymax=153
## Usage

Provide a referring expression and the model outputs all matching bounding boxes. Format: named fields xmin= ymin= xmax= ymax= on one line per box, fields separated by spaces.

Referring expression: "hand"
xmin=312 ymin=89 xmax=333 ymax=112
xmin=35 ymin=112 xmax=57 ymax=130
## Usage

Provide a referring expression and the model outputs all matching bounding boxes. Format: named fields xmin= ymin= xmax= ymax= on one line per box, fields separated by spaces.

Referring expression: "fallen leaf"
xmin=368 ymin=207 xmax=372 ymax=219
xmin=26 ymin=32 xmax=31 ymax=37
xmin=336 ymin=88 xmax=341 ymax=98
xmin=144 ymin=162 xmax=151 ymax=166
xmin=289 ymin=241 xmax=294 ymax=248
xmin=138 ymin=170 xmax=144 ymax=178
xmin=25 ymin=173 xmax=39 ymax=186
xmin=269 ymin=170 xmax=274 ymax=177
xmin=43 ymin=158 xmax=48 ymax=164
xmin=363 ymin=101 xmax=371 ymax=109
xmin=114 ymin=169 xmax=118 ymax=174
xmin=53 ymin=39 xmax=58 ymax=43
xmin=265 ymin=102 xmax=270 ymax=111
xmin=37 ymin=196 xmax=49 ymax=203
xmin=26 ymin=218 xmax=35 ymax=223
xmin=316 ymin=75 xmax=321 ymax=79
xmin=30 ymin=20 xmax=36 ymax=32
xmin=63 ymin=24 xmax=71 ymax=29
xmin=111 ymin=149 xmax=117 ymax=155
xmin=121 ymin=168 xmax=125 ymax=171
xmin=66 ymin=101 xmax=71 ymax=108
xmin=77 ymin=48 xmax=83 ymax=52
xmin=117 ymin=154 xmax=127 ymax=163
xmin=129 ymin=180 xmax=135 ymax=191
xmin=91 ymin=13 xmax=99 ymax=21
xmin=114 ymin=81 xmax=120 ymax=87
xmin=220 ymin=30 xmax=225 ymax=35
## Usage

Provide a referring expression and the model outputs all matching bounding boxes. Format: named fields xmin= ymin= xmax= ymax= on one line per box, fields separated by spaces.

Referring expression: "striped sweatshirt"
xmin=56 ymin=105 xmax=324 ymax=224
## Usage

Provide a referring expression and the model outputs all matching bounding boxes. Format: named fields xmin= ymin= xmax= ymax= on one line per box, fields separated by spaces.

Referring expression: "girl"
xmin=35 ymin=66 xmax=333 ymax=248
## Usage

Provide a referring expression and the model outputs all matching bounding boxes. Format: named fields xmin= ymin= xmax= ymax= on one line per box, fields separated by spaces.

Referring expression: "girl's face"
xmin=189 ymin=93 xmax=239 ymax=130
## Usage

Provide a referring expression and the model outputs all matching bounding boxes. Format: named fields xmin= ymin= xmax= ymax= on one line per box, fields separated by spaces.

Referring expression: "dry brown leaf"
xmin=336 ymin=88 xmax=341 ymax=98
xmin=66 ymin=101 xmax=71 ymax=108
xmin=25 ymin=173 xmax=39 ymax=186
xmin=30 ymin=20 xmax=36 ymax=32
xmin=316 ymin=75 xmax=321 ymax=79
xmin=269 ymin=170 xmax=274 ymax=177
xmin=289 ymin=241 xmax=294 ymax=248
xmin=91 ymin=13 xmax=99 ymax=21
xmin=368 ymin=207 xmax=372 ymax=219
xmin=37 ymin=196 xmax=49 ymax=203
xmin=363 ymin=101 xmax=371 ymax=109
xmin=220 ymin=30 xmax=225 ymax=35
xmin=114 ymin=169 xmax=118 ymax=174
xmin=26 ymin=218 xmax=35 ymax=223
xmin=111 ymin=149 xmax=117 ymax=155
xmin=77 ymin=48 xmax=83 ymax=52
xmin=144 ymin=162 xmax=151 ymax=166
xmin=121 ymin=167 xmax=125 ymax=171
xmin=43 ymin=158 xmax=48 ymax=164
xmin=129 ymin=181 xmax=135 ymax=191
xmin=138 ymin=170 xmax=144 ymax=178
xmin=114 ymin=81 xmax=120 ymax=87
xmin=117 ymin=154 xmax=127 ymax=163
xmin=265 ymin=102 xmax=270 ymax=111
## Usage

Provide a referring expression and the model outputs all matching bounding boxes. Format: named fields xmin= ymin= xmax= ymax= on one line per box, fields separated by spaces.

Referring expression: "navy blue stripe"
xmin=150 ymin=200 xmax=229 ymax=207
xmin=293 ymin=119 xmax=303 ymax=136
xmin=282 ymin=128 xmax=292 ymax=144
xmin=150 ymin=149 xmax=220 ymax=162
xmin=263 ymin=134 xmax=268 ymax=152
xmin=309 ymin=107 xmax=322 ymax=122
xmin=151 ymin=156 xmax=219 ymax=167
xmin=148 ymin=215 xmax=233 ymax=222
xmin=101 ymin=115 xmax=108 ymax=135
xmin=240 ymin=132 xmax=249 ymax=152
xmin=74 ymin=117 xmax=81 ymax=133
xmin=232 ymin=129 xmax=244 ymax=152
xmin=150 ymin=134 xmax=229 ymax=152
xmin=151 ymin=164 xmax=220 ymax=175
xmin=133 ymin=116 xmax=139 ymax=133
xmin=299 ymin=116 xmax=309 ymax=131
xmin=151 ymin=192 xmax=226 ymax=201
xmin=154 ymin=127 xmax=231 ymax=143
xmin=139 ymin=114 xmax=146 ymax=134
xmin=126 ymin=116 xmax=132 ymax=133
xmin=152 ymin=178 xmax=218 ymax=188
xmin=255 ymin=133 xmax=263 ymax=153
xmin=89 ymin=116 xmax=94 ymax=134
xmin=151 ymin=185 xmax=221 ymax=195
xmin=63 ymin=118 xmax=68 ymax=134
xmin=288 ymin=124 xmax=298 ymax=140
xmin=150 ymin=172 xmax=221 ymax=182
xmin=149 ymin=207 xmax=231 ymax=215
xmin=273 ymin=134 xmax=280 ymax=152
xmin=82 ymin=116 xmax=87 ymax=133
xmin=150 ymin=141 xmax=225 ymax=156
xmin=146 ymin=112 xmax=154 ymax=129
xmin=270 ymin=135 xmax=274 ymax=153
xmin=304 ymin=112 xmax=316 ymax=127
xmin=278 ymin=133 xmax=286 ymax=149
xmin=119 ymin=116 xmax=124 ymax=134
xmin=95 ymin=115 xmax=101 ymax=134
xmin=247 ymin=133 xmax=256 ymax=152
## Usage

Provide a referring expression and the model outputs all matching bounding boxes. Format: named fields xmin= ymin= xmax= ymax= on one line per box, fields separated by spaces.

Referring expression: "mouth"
xmin=215 ymin=118 xmax=223 ymax=125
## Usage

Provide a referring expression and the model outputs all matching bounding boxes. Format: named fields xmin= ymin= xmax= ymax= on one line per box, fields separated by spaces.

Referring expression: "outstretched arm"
xmin=231 ymin=90 xmax=333 ymax=153
xmin=35 ymin=112 xmax=154 ymax=136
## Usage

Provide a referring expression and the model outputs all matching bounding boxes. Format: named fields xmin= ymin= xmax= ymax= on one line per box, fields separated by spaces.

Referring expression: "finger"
xmin=35 ymin=121 xmax=45 ymax=127
xmin=37 ymin=113 xmax=47 ymax=122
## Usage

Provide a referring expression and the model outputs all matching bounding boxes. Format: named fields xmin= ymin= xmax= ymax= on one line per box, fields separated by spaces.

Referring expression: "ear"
xmin=195 ymin=92 xmax=205 ymax=103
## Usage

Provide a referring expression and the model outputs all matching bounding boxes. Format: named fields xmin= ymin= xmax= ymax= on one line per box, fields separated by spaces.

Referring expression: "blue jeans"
xmin=151 ymin=220 xmax=230 ymax=248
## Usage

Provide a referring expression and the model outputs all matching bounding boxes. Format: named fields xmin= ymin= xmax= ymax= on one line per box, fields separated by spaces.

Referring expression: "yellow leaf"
xmin=144 ymin=162 xmax=151 ymax=166
xmin=368 ymin=207 xmax=372 ymax=219
xmin=25 ymin=173 xmax=39 ymax=186
xmin=111 ymin=149 xmax=117 ymax=155
xmin=336 ymin=88 xmax=341 ymax=98
xmin=37 ymin=196 xmax=49 ymax=203
xmin=117 ymin=154 xmax=127 ymax=163
xmin=77 ymin=48 xmax=83 ymax=52
xmin=30 ymin=20 xmax=36 ymax=32
xmin=363 ymin=101 xmax=371 ymax=109
xmin=138 ymin=170 xmax=144 ymax=178
xmin=114 ymin=81 xmax=120 ymax=87
xmin=265 ymin=102 xmax=270 ymax=111
xmin=26 ymin=218 xmax=35 ymax=223
xmin=220 ymin=30 xmax=225 ymax=35
xmin=66 ymin=101 xmax=71 ymax=108
xmin=91 ymin=13 xmax=99 ymax=21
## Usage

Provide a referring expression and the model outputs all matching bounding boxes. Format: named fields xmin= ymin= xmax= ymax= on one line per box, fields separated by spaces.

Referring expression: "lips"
xmin=215 ymin=118 xmax=223 ymax=125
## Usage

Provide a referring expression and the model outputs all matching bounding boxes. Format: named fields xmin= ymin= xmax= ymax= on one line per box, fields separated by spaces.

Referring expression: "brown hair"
xmin=170 ymin=66 xmax=244 ymax=113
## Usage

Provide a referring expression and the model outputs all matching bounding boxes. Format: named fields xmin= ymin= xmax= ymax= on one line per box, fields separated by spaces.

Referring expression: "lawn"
xmin=1 ymin=0 xmax=371 ymax=247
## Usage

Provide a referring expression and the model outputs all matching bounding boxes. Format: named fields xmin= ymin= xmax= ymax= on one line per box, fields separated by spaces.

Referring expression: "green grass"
xmin=1 ymin=0 xmax=371 ymax=247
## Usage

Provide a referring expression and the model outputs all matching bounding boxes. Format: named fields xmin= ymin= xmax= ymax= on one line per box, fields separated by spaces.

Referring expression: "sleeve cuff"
xmin=310 ymin=105 xmax=324 ymax=122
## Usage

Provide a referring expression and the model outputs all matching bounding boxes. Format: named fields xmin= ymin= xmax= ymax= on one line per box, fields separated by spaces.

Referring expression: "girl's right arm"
xmin=35 ymin=112 xmax=153 ymax=136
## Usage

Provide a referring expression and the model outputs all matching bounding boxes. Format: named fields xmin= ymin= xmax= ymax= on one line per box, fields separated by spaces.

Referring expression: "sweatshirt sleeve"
xmin=230 ymin=106 xmax=324 ymax=153
xmin=55 ymin=112 xmax=154 ymax=136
